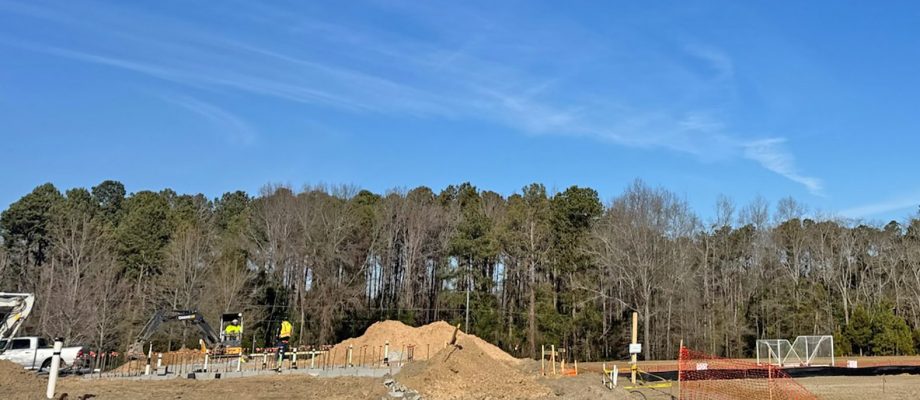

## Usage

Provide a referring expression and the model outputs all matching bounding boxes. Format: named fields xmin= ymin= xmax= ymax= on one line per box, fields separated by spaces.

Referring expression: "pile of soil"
xmin=0 ymin=360 xmax=46 ymax=400
xmin=396 ymin=336 xmax=553 ymax=400
xmin=329 ymin=320 xmax=518 ymax=366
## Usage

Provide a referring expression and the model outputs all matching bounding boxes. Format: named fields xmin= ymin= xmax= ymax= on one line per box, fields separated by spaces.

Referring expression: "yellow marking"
xmin=623 ymin=382 xmax=673 ymax=390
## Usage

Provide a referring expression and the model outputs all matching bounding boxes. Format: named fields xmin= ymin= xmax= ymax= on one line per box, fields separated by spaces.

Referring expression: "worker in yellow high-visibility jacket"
xmin=276 ymin=320 xmax=293 ymax=371
xmin=224 ymin=319 xmax=242 ymax=340
xmin=279 ymin=320 xmax=292 ymax=340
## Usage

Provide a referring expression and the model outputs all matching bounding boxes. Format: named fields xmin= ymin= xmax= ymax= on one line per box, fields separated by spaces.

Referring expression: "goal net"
xmin=679 ymin=345 xmax=817 ymax=400
xmin=756 ymin=335 xmax=834 ymax=367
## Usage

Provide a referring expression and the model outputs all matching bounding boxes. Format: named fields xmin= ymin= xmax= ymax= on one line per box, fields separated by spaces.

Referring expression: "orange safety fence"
xmin=678 ymin=346 xmax=817 ymax=400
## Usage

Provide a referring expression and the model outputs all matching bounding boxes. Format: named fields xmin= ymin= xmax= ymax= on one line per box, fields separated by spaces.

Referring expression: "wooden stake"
xmin=769 ymin=365 xmax=774 ymax=400
xmin=631 ymin=311 xmax=638 ymax=385
xmin=450 ymin=324 xmax=460 ymax=345
xmin=678 ymin=339 xmax=683 ymax=397
xmin=551 ymin=344 xmax=556 ymax=376
xmin=541 ymin=345 xmax=545 ymax=376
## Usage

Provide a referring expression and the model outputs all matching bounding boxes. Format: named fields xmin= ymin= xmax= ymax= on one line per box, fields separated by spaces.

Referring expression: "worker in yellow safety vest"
xmin=224 ymin=319 xmax=242 ymax=340
xmin=279 ymin=320 xmax=292 ymax=340
xmin=276 ymin=320 xmax=293 ymax=371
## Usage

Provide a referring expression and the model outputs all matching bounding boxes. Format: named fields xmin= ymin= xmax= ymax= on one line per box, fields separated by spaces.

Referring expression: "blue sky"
xmin=1 ymin=0 xmax=918 ymax=223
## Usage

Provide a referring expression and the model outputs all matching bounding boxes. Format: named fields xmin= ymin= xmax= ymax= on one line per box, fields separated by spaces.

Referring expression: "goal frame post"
xmin=756 ymin=335 xmax=834 ymax=367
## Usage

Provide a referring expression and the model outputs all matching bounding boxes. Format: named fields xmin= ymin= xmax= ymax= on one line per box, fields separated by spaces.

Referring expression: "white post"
xmin=45 ymin=339 xmax=63 ymax=399
xmin=806 ymin=338 xmax=810 ymax=366
xmin=384 ymin=341 xmax=389 ymax=365
xmin=778 ymin=344 xmax=783 ymax=368
xmin=347 ymin=345 xmax=353 ymax=367
xmin=310 ymin=349 xmax=316 ymax=369
xmin=156 ymin=353 xmax=162 ymax=369
xmin=780 ymin=343 xmax=785 ymax=367
xmin=203 ymin=353 xmax=210 ymax=372
xmin=292 ymin=347 xmax=298 ymax=369
xmin=236 ymin=353 xmax=242 ymax=372
xmin=612 ymin=365 xmax=619 ymax=388
xmin=144 ymin=343 xmax=152 ymax=376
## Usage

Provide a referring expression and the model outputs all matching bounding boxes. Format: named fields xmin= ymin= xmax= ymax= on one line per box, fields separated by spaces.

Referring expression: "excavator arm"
xmin=0 ymin=293 xmax=35 ymax=352
xmin=129 ymin=310 xmax=222 ymax=358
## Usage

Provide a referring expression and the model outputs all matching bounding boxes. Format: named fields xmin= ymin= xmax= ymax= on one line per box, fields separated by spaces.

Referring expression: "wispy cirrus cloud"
xmin=840 ymin=194 xmax=920 ymax=218
xmin=163 ymin=95 xmax=255 ymax=145
xmin=10 ymin=41 xmax=416 ymax=113
xmin=684 ymin=43 xmax=735 ymax=81
xmin=743 ymin=138 xmax=823 ymax=196
xmin=0 ymin=0 xmax=824 ymax=194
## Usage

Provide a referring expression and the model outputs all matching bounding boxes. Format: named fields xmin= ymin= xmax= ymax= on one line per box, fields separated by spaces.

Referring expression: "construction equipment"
xmin=0 ymin=293 xmax=35 ymax=351
xmin=218 ymin=312 xmax=243 ymax=355
xmin=128 ymin=310 xmax=243 ymax=358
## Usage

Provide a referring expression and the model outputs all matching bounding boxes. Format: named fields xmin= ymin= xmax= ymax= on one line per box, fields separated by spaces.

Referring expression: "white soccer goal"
xmin=756 ymin=335 xmax=834 ymax=367
xmin=756 ymin=339 xmax=793 ymax=366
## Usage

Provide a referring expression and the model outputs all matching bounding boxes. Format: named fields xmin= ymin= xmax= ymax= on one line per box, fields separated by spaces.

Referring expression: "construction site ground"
xmin=598 ymin=375 xmax=920 ymax=400
xmin=33 ymin=372 xmax=920 ymax=400
xmin=579 ymin=355 xmax=920 ymax=374
xmin=6 ymin=320 xmax=920 ymax=399
xmin=58 ymin=375 xmax=388 ymax=400
xmin=5 ymin=362 xmax=920 ymax=399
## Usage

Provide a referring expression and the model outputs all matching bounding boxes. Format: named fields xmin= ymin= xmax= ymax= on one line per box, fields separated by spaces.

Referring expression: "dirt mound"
xmin=396 ymin=336 xmax=552 ymax=400
xmin=0 ymin=360 xmax=47 ymax=400
xmin=328 ymin=320 xmax=518 ymax=366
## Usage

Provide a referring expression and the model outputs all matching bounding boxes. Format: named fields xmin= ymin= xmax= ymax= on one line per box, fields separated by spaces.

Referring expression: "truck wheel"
xmin=39 ymin=358 xmax=52 ymax=372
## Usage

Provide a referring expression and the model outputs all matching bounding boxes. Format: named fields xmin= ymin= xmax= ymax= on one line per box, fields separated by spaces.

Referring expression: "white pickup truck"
xmin=0 ymin=337 xmax=83 ymax=371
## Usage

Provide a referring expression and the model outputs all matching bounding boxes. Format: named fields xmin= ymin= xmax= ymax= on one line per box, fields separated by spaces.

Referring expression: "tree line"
xmin=1 ymin=180 xmax=919 ymax=360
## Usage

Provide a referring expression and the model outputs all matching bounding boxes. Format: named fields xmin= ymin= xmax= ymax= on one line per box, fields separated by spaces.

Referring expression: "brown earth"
xmin=27 ymin=319 xmax=920 ymax=400
xmin=14 ymin=359 xmax=920 ymax=399
xmin=0 ymin=360 xmax=48 ymax=400
xmin=538 ymin=373 xmax=634 ymax=399
xmin=397 ymin=336 xmax=551 ymax=400
xmin=55 ymin=375 xmax=386 ymax=400
xmin=328 ymin=320 xmax=518 ymax=366
xmin=539 ymin=373 xmax=920 ymax=400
